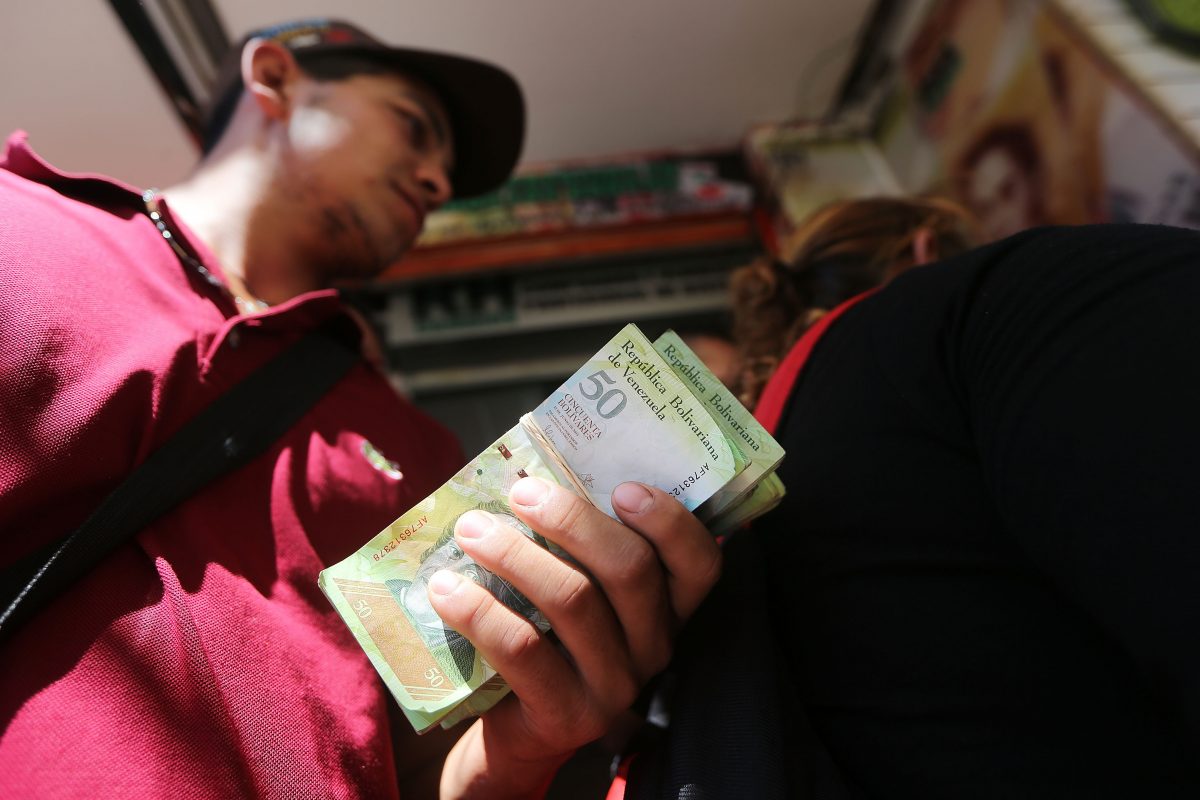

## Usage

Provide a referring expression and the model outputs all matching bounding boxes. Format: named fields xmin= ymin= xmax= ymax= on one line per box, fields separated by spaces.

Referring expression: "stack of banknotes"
xmin=319 ymin=323 xmax=785 ymax=733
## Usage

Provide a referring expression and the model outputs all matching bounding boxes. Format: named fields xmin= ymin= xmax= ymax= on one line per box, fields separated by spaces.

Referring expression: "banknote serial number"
xmin=668 ymin=463 xmax=710 ymax=497
xmin=372 ymin=515 xmax=429 ymax=561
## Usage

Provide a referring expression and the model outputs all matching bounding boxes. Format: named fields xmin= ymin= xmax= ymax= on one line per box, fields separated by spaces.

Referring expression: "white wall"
xmin=1 ymin=1 xmax=873 ymax=187
xmin=0 ymin=1 xmax=196 ymax=187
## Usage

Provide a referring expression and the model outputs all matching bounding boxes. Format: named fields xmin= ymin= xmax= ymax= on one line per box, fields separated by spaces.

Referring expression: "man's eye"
xmin=392 ymin=108 xmax=428 ymax=148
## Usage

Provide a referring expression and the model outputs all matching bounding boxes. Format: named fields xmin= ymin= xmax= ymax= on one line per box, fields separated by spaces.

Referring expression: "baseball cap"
xmin=205 ymin=18 xmax=525 ymax=199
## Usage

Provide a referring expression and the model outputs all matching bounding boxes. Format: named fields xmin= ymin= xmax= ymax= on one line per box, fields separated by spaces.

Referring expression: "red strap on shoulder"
xmin=605 ymin=753 xmax=636 ymax=800
xmin=753 ymin=290 xmax=876 ymax=435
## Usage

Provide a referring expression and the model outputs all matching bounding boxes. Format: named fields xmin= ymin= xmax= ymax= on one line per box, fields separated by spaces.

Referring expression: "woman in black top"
xmin=630 ymin=201 xmax=1200 ymax=799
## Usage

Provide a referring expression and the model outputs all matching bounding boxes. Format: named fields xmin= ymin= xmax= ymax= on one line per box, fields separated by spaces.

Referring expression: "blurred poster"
xmin=743 ymin=123 xmax=901 ymax=256
xmin=877 ymin=0 xmax=1200 ymax=241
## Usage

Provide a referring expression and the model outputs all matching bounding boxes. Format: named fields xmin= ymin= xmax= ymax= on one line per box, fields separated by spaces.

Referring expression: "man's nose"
xmin=416 ymin=157 xmax=453 ymax=210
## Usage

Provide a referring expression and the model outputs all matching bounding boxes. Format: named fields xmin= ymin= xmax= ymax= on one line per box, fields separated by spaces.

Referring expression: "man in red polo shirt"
xmin=0 ymin=19 xmax=720 ymax=799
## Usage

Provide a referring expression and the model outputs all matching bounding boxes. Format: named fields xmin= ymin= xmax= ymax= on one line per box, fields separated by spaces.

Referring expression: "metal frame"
xmin=829 ymin=0 xmax=905 ymax=119
xmin=107 ymin=0 xmax=230 ymax=147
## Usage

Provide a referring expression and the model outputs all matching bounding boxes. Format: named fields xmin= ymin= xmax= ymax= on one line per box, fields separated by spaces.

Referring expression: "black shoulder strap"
xmin=625 ymin=531 xmax=854 ymax=800
xmin=0 ymin=316 xmax=362 ymax=640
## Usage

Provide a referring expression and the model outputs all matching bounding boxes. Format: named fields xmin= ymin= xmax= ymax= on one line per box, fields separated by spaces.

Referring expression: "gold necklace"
xmin=142 ymin=189 xmax=269 ymax=314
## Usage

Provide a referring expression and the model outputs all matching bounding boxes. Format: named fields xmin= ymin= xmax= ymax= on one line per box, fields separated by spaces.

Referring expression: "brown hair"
xmin=731 ymin=196 xmax=975 ymax=408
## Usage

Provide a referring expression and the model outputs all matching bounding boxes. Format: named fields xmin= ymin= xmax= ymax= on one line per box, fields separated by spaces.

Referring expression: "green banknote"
xmin=652 ymin=330 xmax=785 ymax=524
xmin=708 ymin=473 xmax=786 ymax=538
xmin=319 ymin=423 xmax=559 ymax=733
xmin=321 ymin=323 xmax=781 ymax=733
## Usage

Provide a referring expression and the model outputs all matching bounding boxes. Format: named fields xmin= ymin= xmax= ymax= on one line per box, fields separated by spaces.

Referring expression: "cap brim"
xmin=370 ymin=47 xmax=525 ymax=199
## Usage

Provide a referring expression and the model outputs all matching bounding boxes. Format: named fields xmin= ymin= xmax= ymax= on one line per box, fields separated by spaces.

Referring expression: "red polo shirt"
xmin=0 ymin=131 xmax=464 ymax=798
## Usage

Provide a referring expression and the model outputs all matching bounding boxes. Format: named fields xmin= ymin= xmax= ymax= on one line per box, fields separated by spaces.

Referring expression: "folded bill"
xmin=708 ymin=472 xmax=786 ymax=538
xmin=320 ymin=323 xmax=785 ymax=732
xmin=652 ymin=330 xmax=785 ymax=523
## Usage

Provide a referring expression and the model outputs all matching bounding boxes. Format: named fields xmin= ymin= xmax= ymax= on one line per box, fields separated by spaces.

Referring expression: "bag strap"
xmin=0 ymin=316 xmax=361 ymax=641
xmin=623 ymin=532 xmax=852 ymax=800
xmin=753 ymin=289 xmax=876 ymax=434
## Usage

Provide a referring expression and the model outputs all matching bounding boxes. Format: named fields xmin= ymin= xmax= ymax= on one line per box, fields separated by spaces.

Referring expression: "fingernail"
xmin=456 ymin=510 xmax=494 ymax=539
xmin=612 ymin=482 xmax=653 ymax=514
xmin=429 ymin=570 xmax=461 ymax=596
xmin=510 ymin=476 xmax=550 ymax=507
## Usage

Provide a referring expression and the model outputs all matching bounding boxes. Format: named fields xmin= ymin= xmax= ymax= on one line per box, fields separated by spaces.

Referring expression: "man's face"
xmin=275 ymin=69 xmax=455 ymax=281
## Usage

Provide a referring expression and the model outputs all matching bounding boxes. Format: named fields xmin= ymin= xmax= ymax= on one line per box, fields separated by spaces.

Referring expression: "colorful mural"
xmin=878 ymin=0 xmax=1200 ymax=240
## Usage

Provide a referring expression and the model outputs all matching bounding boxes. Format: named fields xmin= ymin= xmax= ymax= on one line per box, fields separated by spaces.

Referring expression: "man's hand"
xmin=431 ymin=476 xmax=721 ymax=799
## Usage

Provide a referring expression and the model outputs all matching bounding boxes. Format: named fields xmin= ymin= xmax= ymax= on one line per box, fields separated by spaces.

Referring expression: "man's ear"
xmin=241 ymin=38 xmax=300 ymax=122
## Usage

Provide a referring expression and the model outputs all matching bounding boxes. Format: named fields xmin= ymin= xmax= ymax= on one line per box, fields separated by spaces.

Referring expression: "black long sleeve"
xmin=761 ymin=224 xmax=1200 ymax=798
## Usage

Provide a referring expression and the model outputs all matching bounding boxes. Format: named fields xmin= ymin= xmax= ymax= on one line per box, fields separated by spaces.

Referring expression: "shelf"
xmin=401 ymin=353 xmax=589 ymax=394
xmin=383 ymin=293 xmax=730 ymax=348
xmin=377 ymin=211 xmax=756 ymax=283
xmin=344 ymin=209 xmax=763 ymax=397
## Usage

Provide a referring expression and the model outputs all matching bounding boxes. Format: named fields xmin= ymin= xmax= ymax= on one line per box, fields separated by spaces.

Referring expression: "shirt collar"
xmin=2 ymin=129 xmax=356 ymax=338
xmin=1 ymin=130 xmax=145 ymax=199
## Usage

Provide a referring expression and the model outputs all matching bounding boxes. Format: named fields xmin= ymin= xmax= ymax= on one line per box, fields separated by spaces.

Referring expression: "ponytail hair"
xmin=731 ymin=196 xmax=975 ymax=408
